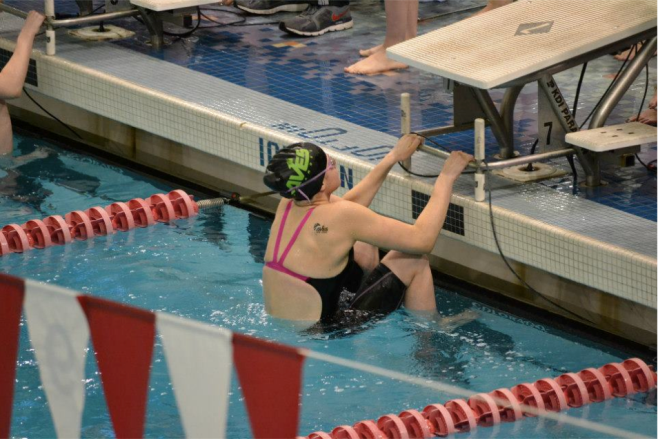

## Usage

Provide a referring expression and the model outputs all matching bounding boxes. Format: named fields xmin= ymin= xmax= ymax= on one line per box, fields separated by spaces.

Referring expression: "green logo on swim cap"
xmin=286 ymin=149 xmax=311 ymax=194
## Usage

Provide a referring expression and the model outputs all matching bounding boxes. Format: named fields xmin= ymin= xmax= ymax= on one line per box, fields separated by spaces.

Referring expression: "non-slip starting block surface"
xmin=387 ymin=0 xmax=657 ymax=89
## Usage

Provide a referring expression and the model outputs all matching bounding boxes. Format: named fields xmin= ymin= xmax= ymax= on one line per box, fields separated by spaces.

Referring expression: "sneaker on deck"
xmin=235 ymin=0 xmax=308 ymax=15
xmin=279 ymin=5 xmax=353 ymax=37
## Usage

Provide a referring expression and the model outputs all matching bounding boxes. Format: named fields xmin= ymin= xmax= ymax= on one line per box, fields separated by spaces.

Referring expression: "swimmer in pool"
xmin=262 ymin=134 xmax=475 ymax=325
xmin=0 ymin=11 xmax=45 ymax=155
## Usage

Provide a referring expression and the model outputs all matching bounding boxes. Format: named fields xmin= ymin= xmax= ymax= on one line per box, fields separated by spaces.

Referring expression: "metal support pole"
xmin=500 ymin=85 xmax=523 ymax=153
xmin=49 ymin=9 xmax=140 ymax=27
xmin=138 ymin=7 xmax=164 ymax=49
xmin=484 ymin=148 xmax=575 ymax=170
xmin=0 ymin=3 xmax=29 ymax=18
xmin=471 ymin=88 xmax=515 ymax=159
xmin=589 ymin=37 xmax=657 ymax=130
xmin=400 ymin=93 xmax=412 ymax=171
xmin=44 ymin=0 xmax=56 ymax=55
xmin=474 ymin=118 xmax=486 ymax=202
xmin=417 ymin=144 xmax=574 ymax=172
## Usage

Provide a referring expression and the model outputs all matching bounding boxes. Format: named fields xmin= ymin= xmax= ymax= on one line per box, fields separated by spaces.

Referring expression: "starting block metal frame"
xmin=388 ymin=0 xmax=657 ymax=187
xmin=0 ymin=0 xmax=217 ymax=53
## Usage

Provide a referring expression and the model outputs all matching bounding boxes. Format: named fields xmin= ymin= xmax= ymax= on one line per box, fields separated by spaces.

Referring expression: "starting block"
xmin=388 ymin=0 xmax=657 ymax=186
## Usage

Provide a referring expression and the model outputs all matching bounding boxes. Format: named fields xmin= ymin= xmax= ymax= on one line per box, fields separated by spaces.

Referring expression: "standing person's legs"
xmin=345 ymin=0 xmax=414 ymax=75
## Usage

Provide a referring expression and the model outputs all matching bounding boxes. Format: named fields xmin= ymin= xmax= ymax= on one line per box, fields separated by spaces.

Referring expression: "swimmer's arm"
xmin=342 ymin=174 xmax=454 ymax=254
xmin=341 ymin=153 xmax=397 ymax=207
xmin=342 ymin=135 xmax=422 ymax=207
xmin=0 ymin=12 xmax=44 ymax=99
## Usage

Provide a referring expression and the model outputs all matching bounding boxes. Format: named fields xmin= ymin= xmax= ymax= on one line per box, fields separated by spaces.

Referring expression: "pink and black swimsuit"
xmin=265 ymin=200 xmax=363 ymax=320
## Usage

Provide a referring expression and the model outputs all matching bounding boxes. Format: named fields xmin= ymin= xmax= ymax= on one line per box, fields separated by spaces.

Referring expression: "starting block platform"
xmin=387 ymin=0 xmax=656 ymax=89
xmin=566 ymin=122 xmax=657 ymax=152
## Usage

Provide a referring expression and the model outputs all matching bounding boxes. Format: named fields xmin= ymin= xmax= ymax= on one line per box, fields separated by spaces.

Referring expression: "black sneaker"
xmin=279 ymin=5 xmax=353 ymax=37
xmin=235 ymin=0 xmax=308 ymax=15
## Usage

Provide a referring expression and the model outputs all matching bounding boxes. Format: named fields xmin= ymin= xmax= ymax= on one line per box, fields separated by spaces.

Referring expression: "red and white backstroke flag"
xmin=23 ymin=280 xmax=90 ymax=439
xmin=77 ymin=296 xmax=155 ymax=439
xmin=233 ymin=333 xmax=306 ymax=439
xmin=0 ymin=274 xmax=24 ymax=439
xmin=157 ymin=313 xmax=232 ymax=438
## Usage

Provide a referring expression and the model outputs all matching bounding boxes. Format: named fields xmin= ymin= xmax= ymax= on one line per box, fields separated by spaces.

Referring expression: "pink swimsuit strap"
xmin=266 ymin=201 xmax=315 ymax=280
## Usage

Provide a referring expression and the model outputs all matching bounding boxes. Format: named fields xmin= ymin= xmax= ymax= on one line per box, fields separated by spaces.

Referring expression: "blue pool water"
xmin=1 ymin=131 xmax=656 ymax=438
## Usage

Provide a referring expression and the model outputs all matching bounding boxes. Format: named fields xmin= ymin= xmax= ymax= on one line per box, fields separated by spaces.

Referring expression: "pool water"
xmin=1 ymin=130 xmax=656 ymax=438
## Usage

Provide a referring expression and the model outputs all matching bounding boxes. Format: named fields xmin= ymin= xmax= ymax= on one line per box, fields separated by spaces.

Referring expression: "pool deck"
xmin=0 ymin=1 xmax=656 ymax=345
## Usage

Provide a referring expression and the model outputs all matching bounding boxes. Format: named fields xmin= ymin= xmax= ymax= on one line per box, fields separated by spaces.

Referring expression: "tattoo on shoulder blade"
xmin=313 ymin=223 xmax=328 ymax=234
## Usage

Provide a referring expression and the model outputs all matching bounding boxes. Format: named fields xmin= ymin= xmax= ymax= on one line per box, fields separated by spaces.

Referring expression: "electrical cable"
xmin=485 ymin=171 xmax=596 ymax=325
xmin=22 ymin=87 xmax=83 ymax=140
xmin=398 ymin=133 xmax=477 ymax=178
xmin=398 ymin=134 xmax=593 ymax=324
xmin=572 ymin=62 xmax=588 ymax=121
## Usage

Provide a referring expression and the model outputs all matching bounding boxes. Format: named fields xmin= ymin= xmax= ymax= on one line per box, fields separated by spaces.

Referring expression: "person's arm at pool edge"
xmin=0 ymin=11 xmax=45 ymax=155
xmin=340 ymin=134 xmax=422 ymax=207
xmin=343 ymin=151 xmax=473 ymax=254
xmin=0 ymin=11 xmax=44 ymax=99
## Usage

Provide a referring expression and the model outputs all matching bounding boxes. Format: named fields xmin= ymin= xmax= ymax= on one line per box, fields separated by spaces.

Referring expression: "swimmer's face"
xmin=323 ymin=154 xmax=340 ymax=193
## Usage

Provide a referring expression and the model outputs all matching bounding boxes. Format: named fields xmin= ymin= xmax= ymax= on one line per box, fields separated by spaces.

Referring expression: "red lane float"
xmin=376 ymin=415 xmax=409 ymax=439
xmin=0 ymin=231 xmax=9 ymax=256
xmin=148 ymin=193 xmax=176 ymax=223
xmin=398 ymin=410 xmax=433 ymax=438
xmin=331 ymin=426 xmax=360 ymax=439
xmin=353 ymin=420 xmax=386 ymax=439
xmin=490 ymin=388 xmax=522 ymax=422
xmin=600 ymin=363 xmax=635 ymax=397
xmin=445 ymin=399 xmax=477 ymax=432
xmin=304 ymin=358 xmax=656 ymax=439
xmin=622 ymin=358 xmax=656 ymax=392
xmin=2 ymin=224 xmax=31 ymax=252
xmin=86 ymin=207 xmax=114 ymax=236
xmin=24 ymin=219 xmax=52 ymax=249
xmin=422 ymin=404 xmax=455 ymax=437
xmin=534 ymin=378 xmax=568 ymax=412
xmin=578 ymin=368 xmax=612 ymax=402
xmin=44 ymin=215 xmax=72 ymax=245
xmin=106 ymin=202 xmax=136 ymax=231
xmin=65 ymin=211 xmax=94 ymax=240
xmin=127 ymin=198 xmax=155 ymax=228
xmin=468 ymin=393 xmax=501 ymax=427
xmin=556 ymin=373 xmax=590 ymax=407
xmin=0 ymin=190 xmax=199 ymax=257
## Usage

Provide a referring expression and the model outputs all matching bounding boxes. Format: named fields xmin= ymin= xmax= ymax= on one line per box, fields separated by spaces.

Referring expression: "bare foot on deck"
xmin=345 ymin=50 xmax=408 ymax=75
xmin=614 ymin=43 xmax=656 ymax=61
xmin=628 ymin=109 xmax=658 ymax=126
xmin=359 ymin=44 xmax=383 ymax=57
